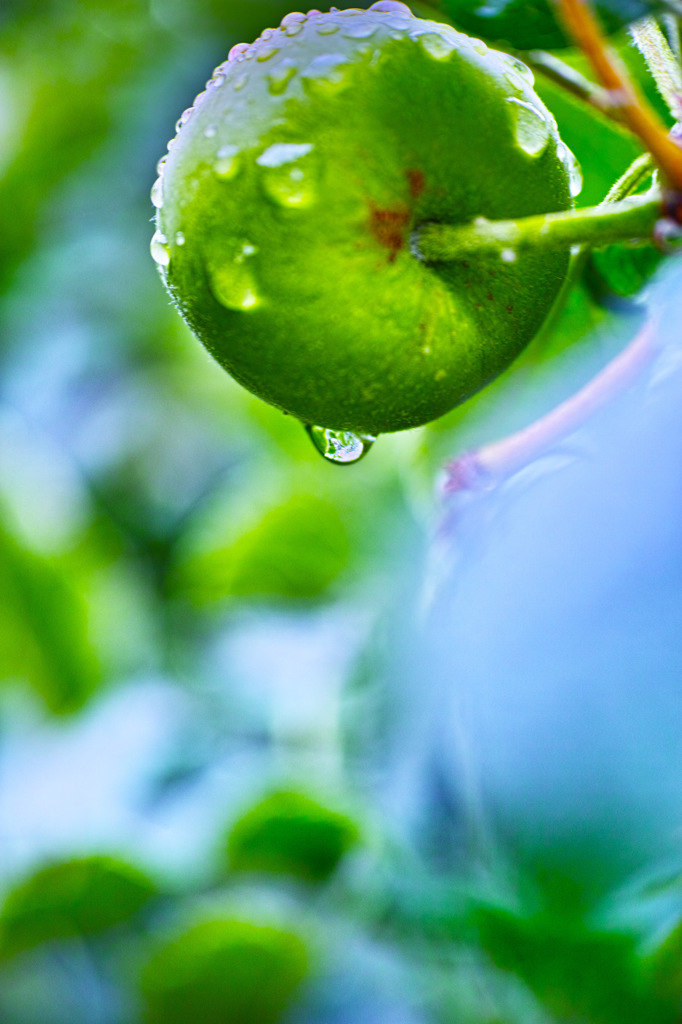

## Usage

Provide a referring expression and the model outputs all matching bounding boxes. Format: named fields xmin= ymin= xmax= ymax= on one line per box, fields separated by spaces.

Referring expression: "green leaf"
xmin=0 ymin=856 xmax=157 ymax=958
xmin=140 ymin=919 xmax=309 ymax=1024
xmin=226 ymin=790 xmax=360 ymax=884
xmin=173 ymin=492 xmax=350 ymax=604
xmin=0 ymin=526 xmax=99 ymax=714
xmin=474 ymin=905 xmax=671 ymax=1024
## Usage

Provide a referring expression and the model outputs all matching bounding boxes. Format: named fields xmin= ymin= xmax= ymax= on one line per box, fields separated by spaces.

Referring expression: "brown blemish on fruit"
xmin=506 ymin=304 xmax=514 ymax=313
xmin=407 ymin=169 xmax=425 ymax=199
xmin=487 ymin=293 xmax=494 ymax=301
xmin=369 ymin=203 xmax=410 ymax=263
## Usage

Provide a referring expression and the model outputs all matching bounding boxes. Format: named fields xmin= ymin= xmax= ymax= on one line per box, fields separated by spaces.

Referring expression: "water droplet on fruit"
xmin=417 ymin=32 xmax=457 ymax=60
xmin=506 ymin=97 xmax=550 ymax=156
xmin=301 ymin=53 xmax=349 ymax=92
xmin=341 ymin=20 xmax=377 ymax=38
xmin=369 ymin=0 xmax=412 ymax=11
xmin=214 ymin=145 xmax=241 ymax=179
xmin=305 ymin=425 xmax=376 ymax=464
xmin=150 ymin=177 xmax=164 ymax=209
xmin=204 ymin=124 xmax=217 ymax=138
xmin=175 ymin=107 xmax=194 ymax=133
xmin=317 ymin=19 xmax=340 ymax=33
xmin=257 ymin=45 xmax=280 ymax=62
xmin=257 ymin=143 xmax=316 ymax=207
xmin=156 ymin=155 xmax=168 ymax=175
xmin=233 ymin=74 xmax=248 ymax=91
xmin=282 ymin=11 xmax=306 ymax=35
xmin=505 ymin=54 xmax=534 ymax=84
xmin=209 ymin=242 xmax=260 ymax=312
xmin=267 ymin=61 xmax=298 ymax=95
xmin=557 ymin=139 xmax=583 ymax=197
xmin=472 ymin=41 xmax=488 ymax=55
xmin=501 ymin=247 xmax=517 ymax=263
xmin=175 ymin=231 xmax=185 ymax=246
xmin=150 ymin=230 xmax=171 ymax=267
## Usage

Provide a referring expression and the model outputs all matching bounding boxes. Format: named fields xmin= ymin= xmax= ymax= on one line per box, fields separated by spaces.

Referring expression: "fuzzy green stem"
xmin=414 ymin=193 xmax=661 ymax=263
xmin=629 ymin=17 xmax=682 ymax=121
xmin=523 ymin=49 xmax=628 ymax=124
xmin=602 ymin=151 xmax=656 ymax=202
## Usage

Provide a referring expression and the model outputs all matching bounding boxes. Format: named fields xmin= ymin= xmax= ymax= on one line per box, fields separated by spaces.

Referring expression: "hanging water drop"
xmin=305 ymin=425 xmax=376 ymax=464
xmin=506 ymin=97 xmax=550 ymax=156
xmin=504 ymin=54 xmax=534 ymax=85
xmin=150 ymin=230 xmax=171 ymax=268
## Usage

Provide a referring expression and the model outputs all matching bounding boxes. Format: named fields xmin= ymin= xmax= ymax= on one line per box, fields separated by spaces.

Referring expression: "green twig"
xmin=602 ymin=151 xmax=656 ymax=202
xmin=414 ymin=193 xmax=661 ymax=263
xmin=629 ymin=17 xmax=682 ymax=121
xmin=523 ymin=49 xmax=628 ymax=124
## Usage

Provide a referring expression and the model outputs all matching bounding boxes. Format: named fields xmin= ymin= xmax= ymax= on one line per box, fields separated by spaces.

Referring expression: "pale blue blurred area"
xmin=389 ymin=259 xmax=682 ymax=893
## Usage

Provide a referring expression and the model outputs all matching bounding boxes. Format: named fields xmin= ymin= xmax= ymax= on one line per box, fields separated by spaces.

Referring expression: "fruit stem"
xmin=414 ymin=193 xmax=661 ymax=263
xmin=602 ymin=151 xmax=656 ymax=202
xmin=442 ymin=319 xmax=657 ymax=492
xmin=555 ymin=0 xmax=682 ymax=188
xmin=523 ymin=49 xmax=628 ymax=125
xmin=629 ymin=16 xmax=682 ymax=122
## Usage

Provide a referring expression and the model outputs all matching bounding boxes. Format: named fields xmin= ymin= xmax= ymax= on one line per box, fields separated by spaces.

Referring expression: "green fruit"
xmin=0 ymin=856 xmax=156 ymax=958
xmin=226 ymin=790 xmax=359 ymax=882
xmin=140 ymin=919 xmax=308 ymax=1024
xmin=432 ymin=0 xmax=660 ymax=51
xmin=152 ymin=3 xmax=575 ymax=438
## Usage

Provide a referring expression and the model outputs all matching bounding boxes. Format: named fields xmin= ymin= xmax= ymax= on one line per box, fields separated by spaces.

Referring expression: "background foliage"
xmin=1 ymin=1 xmax=682 ymax=1021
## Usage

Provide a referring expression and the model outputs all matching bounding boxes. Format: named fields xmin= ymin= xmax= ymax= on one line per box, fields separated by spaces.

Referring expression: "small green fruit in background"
xmin=0 ymin=856 xmax=156 ymax=958
xmin=140 ymin=919 xmax=308 ymax=1024
xmin=226 ymin=790 xmax=360 ymax=882
xmin=152 ymin=3 xmax=576 ymax=441
xmin=432 ymin=0 xmax=662 ymax=51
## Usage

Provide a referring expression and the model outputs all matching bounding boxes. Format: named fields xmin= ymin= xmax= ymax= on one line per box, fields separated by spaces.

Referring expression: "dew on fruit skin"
xmin=301 ymin=53 xmax=349 ymax=93
xmin=156 ymin=155 xmax=168 ymax=175
xmin=208 ymin=242 xmax=260 ymax=312
xmin=257 ymin=143 xmax=316 ymax=207
xmin=175 ymin=107 xmax=194 ymax=133
xmin=472 ymin=41 xmax=488 ymax=55
xmin=341 ymin=20 xmax=377 ymax=39
xmin=506 ymin=97 xmax=551 ymax=156
xmin=317 ymin=20 xmax=340 ymax=34
xmin=369 ymin=0 xmax=412 ymax=12
xmin=214 ymin=145 xmax=241 ymax=179
xmin=150 ymin=177 xmax=164 ymax=209
xmin=417 ymin=32 xmax=458 ymax=60
xmin=267 ymin=61 xmax=298 ymax=95
xmin=229 ymin=43 xmax=250 ymax=61
xmin=175 ymin=231 xmax=185 ymax=246
xmin=150 ymin=230 xmax=171 ymax=268
xmin=257 ymin=45 xmax=281 ymax=62
xmin=504 ymin=54 xmax=534 ymax=85
xmin=204 ymin=124 xmax=217 ymax=138
xmin=257 ymin=143 xmax=314 ymax=167
xmin=233 ymin=74 xmax=248 ymax=91
xmin=557 ymin=139 xmax=583 ymax=197
xmin=305 ymin=425 xmax=376 ymax=464
xmin=281 ymin=12 xmax=306 ymax=35
xmin=501 ymin=247 xmax=517 ymax=263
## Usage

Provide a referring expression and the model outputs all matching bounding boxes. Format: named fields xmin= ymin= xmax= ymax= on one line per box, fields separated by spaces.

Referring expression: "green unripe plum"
xmin=152 ymin=3 xmax=577 ymax=438
xmin=140 ymin=919 xmax=308 ymax=1024
xmin=226 ymin=790 xmax=359 ymax=883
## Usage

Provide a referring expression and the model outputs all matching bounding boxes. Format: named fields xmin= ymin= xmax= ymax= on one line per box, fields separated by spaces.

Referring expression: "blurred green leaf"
xmin=140 ymin=918 xmax=309 ymax=1024
xmin=0 ymin=525 xmax=99 ymax=714
xmin=226 ymin=790 xmax=360 ymax=884
xmin=173 ymin=492 xmax=350 ymax=604
xmin=474 ymin=905 xmax=672 ymax=1024
xmin=0 ymin=856 xmax=157 ymax=958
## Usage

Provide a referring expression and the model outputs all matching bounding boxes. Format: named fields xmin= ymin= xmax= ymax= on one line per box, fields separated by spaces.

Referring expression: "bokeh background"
xmin=2 ymin=1 xmax=682 ymax=1021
